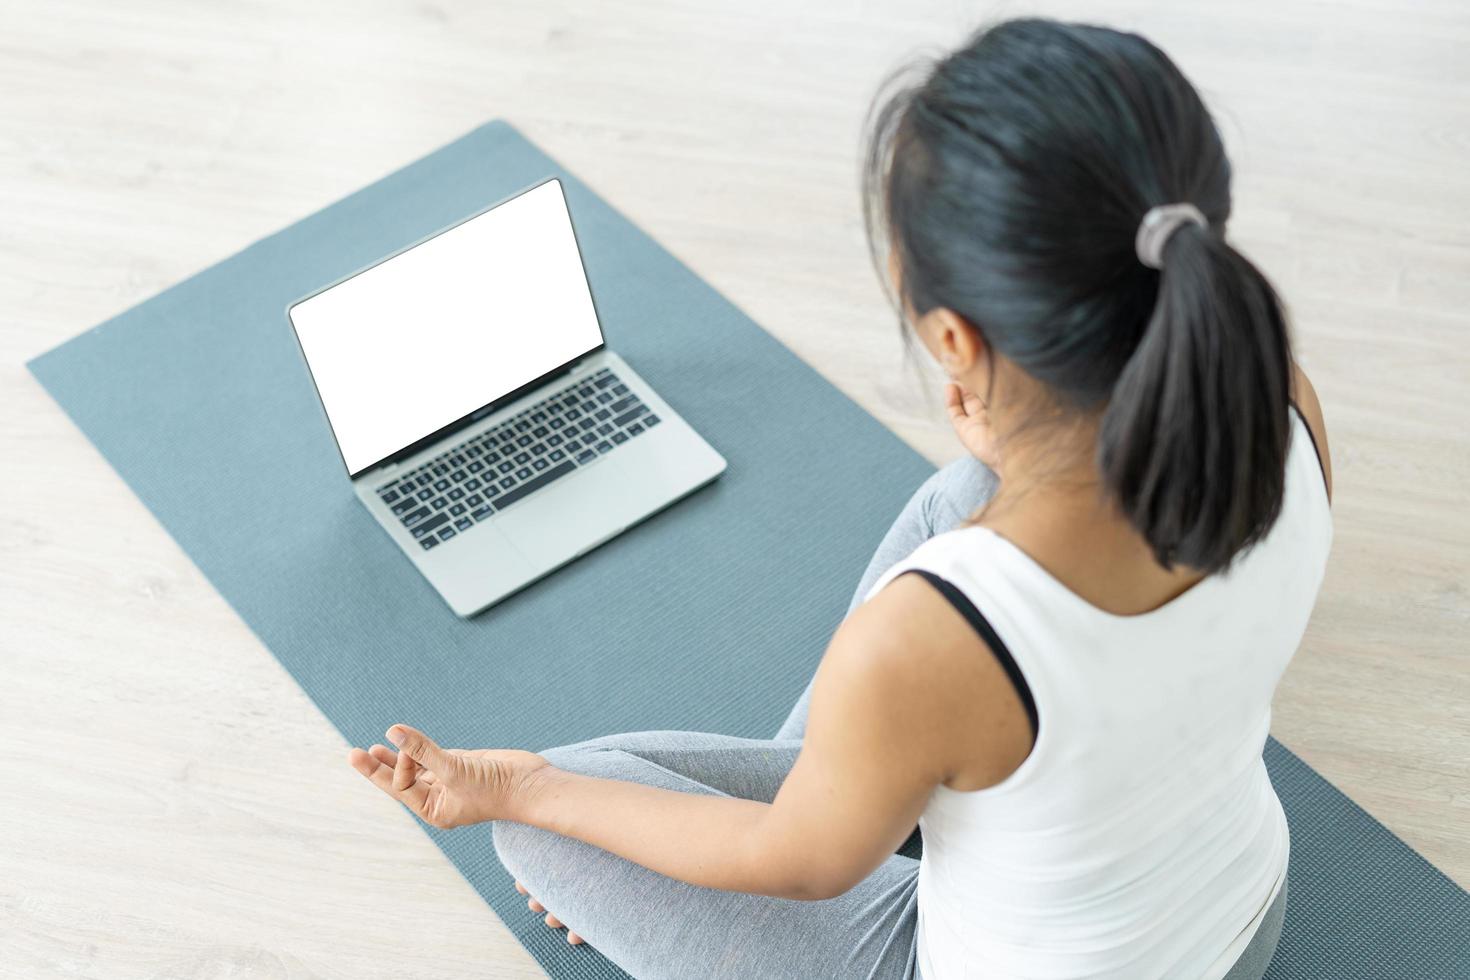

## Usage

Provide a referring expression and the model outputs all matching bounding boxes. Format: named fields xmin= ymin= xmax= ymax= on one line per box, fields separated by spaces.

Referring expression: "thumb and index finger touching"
xmin=388 ymin=723 xmax=449 ymax=772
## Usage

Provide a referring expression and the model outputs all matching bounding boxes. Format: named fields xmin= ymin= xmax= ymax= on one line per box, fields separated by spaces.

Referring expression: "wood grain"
xmin=3 ymin=0 xmax=1466 ymax=976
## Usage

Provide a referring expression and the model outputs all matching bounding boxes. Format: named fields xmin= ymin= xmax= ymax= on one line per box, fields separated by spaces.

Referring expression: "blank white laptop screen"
xmin=289 ymin=178 xmax=604 ymax=476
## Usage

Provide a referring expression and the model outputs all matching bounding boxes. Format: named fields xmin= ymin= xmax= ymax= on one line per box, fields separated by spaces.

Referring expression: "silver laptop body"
xmin=287 ymin=177 xmax=726 ymax=616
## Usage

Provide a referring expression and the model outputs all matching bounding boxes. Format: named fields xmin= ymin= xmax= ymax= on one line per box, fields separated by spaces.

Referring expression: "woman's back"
xmin=864 ymin=407 xmax=1332 ymax=978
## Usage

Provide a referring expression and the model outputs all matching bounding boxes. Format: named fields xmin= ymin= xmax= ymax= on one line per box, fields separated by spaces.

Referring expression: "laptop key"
xmin=471 ymin=506 xmax=494 ymax=521
xmin=448 ymin=488 xmax=465 ymax=501
xmin=437 ymin=526 xmax=456 ymax=541
xmin=493 ymin=460 xmax=577 ymax=511
xmin=417 ymin=489 xmax=434 ymax=501
xmin=413 ymin=513 xmax=449 ymax=538
xmin=515 ymin=466 xmax=532 ymax=480
xmin=644 ymin=414 xmax=661 ymax=427
xmin=595 ymin=440 xmax=613 ymax=454
xmin=455 ymin=517 xmax=473 ymax=531
xmin=549 ymin=449 xmax=565 ymax=462
xmin=434 ymin=479 xmax=450 ymax=491
xmin=392 ymin=498 xmax=418 ymax=516
xmin=533 ymin=458 xmax=548 ymax=471
xmin=466 ymin=494 xmax=482 ymax=506
xmin=500 ymin=477 xmax=516 ymax=489
xmin=450 ymin=503 xmax=466 ymax=516
xmin=611 ymin=431 xmax=628 ymax=444
xmin=612 ymin=405 xmax=646 ymax=428
xmin=576 ymin=449 xmax=596 ymax=464
xmin=420 ymin=537 xmax=438 ymax=551
xmin=380 ymin=489 xmax=399 ymax=504
xmin=628 ymin=422 xmax=644 ymax=435
xmin=401 ymin=506 xmax=431 ymax=525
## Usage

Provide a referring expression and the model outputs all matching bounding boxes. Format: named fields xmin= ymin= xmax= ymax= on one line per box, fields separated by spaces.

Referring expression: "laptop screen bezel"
xmin=285 ymin=175 xmax=607 ymax=481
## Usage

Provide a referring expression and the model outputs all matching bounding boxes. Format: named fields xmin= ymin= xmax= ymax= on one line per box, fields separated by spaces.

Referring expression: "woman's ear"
xmin=931 ymin=308 xmax=986 ymax=374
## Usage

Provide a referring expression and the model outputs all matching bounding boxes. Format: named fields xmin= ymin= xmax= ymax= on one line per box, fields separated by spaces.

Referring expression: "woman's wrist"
xmin=505 ymin=761 xmax=567 ymax=826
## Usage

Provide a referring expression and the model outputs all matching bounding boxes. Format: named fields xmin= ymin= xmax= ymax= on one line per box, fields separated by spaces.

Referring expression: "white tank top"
xmin=864 ymin=407 xmax=1332 ymax=979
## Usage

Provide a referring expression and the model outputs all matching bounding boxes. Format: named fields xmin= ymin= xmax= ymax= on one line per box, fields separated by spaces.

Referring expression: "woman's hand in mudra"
xmin=347 ymin=724 xmax=551 ymax=829
xmin=945 ymin=381 xmax=1002 ymax=470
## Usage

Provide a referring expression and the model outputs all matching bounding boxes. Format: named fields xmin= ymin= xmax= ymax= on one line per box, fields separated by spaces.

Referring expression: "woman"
xmin=347 ymin=17 xmax=1333 ymax=979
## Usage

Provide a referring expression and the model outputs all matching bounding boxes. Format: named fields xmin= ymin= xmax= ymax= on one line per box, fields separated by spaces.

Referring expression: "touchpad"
xmin=495 ymin=457 xmax=644 ymax=566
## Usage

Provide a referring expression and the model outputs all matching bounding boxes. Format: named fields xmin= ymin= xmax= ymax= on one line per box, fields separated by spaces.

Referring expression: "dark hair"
xmin=862 ymin=18 xmax=1293 ymax=574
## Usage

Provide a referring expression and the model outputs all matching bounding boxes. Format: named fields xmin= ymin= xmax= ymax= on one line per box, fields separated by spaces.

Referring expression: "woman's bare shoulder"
xmin=833 ymin=572 xmax=1034 ymax=790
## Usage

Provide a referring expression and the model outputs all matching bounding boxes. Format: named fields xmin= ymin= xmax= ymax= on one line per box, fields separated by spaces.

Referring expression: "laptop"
xmin=287 ymin=176 xmax=727 ymax=616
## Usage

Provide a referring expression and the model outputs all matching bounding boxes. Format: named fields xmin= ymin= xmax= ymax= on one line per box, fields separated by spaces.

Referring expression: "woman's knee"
xmin=921 ymin=454 xmax=999 ymax=533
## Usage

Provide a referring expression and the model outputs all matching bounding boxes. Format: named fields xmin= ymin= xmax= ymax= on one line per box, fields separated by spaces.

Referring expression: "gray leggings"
xmin=492 ymin=456 xmax=1288 ymax=979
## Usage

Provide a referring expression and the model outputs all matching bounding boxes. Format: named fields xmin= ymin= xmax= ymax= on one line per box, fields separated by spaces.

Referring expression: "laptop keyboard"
xmin=373 ymin=367 xmax=661 ymax=550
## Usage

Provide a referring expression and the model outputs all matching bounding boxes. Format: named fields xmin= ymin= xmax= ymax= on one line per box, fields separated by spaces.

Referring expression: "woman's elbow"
xmin=762 ymin=864 xmax=863 ymax=901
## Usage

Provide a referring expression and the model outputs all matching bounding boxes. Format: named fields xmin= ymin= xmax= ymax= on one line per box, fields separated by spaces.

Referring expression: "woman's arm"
xmin=354 ymin=574 xmax=1031 ymax=901
xmin=507 ymin=573 xmax=1030 ymax=900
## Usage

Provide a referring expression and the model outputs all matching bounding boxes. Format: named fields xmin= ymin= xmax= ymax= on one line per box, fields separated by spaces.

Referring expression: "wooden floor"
xmin=4 ymin=0 xmax=1466 ymax=976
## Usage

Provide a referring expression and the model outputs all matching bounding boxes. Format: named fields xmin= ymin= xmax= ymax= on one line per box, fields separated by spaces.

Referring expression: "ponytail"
xmin=860 ymin=18 xmax=1297 ymax=573
xmin=1098 ymin=223 xmax=1293 ymax=573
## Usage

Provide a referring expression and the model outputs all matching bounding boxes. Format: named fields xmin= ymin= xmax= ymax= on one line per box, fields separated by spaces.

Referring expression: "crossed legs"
xmin=490 ymin=456 xmax=999 ymax=980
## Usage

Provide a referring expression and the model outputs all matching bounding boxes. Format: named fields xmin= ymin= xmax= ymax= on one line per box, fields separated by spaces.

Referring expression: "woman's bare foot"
xmin=515 ymin=880 xmax=584 ymax=945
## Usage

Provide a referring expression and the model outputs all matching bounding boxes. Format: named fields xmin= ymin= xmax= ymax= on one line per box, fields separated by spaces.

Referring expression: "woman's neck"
xmin=975 ymin=443 xmax=1209 ymax=617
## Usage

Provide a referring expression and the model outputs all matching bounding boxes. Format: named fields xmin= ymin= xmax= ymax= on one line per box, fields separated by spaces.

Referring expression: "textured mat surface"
xmin=28 ymin=121 xmax=1468 ymax=979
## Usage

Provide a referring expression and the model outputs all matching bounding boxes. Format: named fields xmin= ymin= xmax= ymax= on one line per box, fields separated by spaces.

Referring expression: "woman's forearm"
xmin=510 ymin=765 xmax=816 ymax=899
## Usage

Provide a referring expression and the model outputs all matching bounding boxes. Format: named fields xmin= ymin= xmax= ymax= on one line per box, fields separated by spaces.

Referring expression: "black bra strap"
xmin=1289 ymin=401 xmax=1329 ymax=497
xmin=902 ymin=569 xmax=1039 ymax=740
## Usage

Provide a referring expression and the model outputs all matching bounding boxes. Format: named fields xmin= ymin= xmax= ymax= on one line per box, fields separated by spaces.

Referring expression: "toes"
xmin=516 ymin=883 xmax=580 ymax=944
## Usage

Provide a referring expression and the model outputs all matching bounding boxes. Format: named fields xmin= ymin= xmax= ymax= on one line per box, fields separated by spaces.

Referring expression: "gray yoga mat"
xmin=28 ymin=120 xmax=1468 ymax=979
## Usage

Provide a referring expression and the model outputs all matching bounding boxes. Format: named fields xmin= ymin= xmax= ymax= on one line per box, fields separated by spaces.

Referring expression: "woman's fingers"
xmin=392 ymin=745 xmax=420 ymax=792
xmin=514 ymin=881 xmax=528 ymax=896
xmin=347 ymin=746 xmax=431 ymax=817
xmin=347 ymin=748 xmax=379 ymax=779
xmin=371 ymin=744 xmax=440 ymax=785
xmin=544 ymin=913 xmax=563 ymax=929
xmin=387 ymin=724 xmax=449 ymax=774
xmin=528 ymin=897 xmax=545 ymax=913
xmin=567 ymin=930 xmax=584 ymax=945
xmin=945 ymin=382 xmax=976 ymax=423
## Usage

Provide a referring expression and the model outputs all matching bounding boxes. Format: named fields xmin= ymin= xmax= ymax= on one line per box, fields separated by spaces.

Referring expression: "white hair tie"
xmin=1135 ymin=203 xmax=1207 ymax=269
